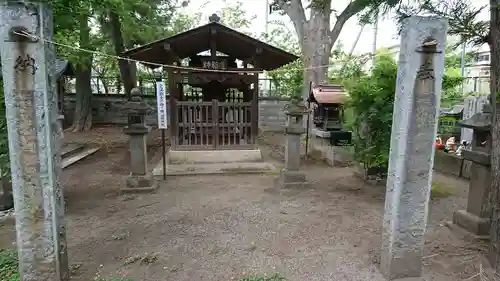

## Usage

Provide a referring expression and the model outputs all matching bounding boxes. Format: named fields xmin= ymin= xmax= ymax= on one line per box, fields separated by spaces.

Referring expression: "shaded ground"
xmin=0 ymin=128 xmax=487 ymax=281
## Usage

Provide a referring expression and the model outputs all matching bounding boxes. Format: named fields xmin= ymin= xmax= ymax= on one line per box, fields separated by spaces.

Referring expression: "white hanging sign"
xmin=156 ymin=80 xmax=168 ymax=129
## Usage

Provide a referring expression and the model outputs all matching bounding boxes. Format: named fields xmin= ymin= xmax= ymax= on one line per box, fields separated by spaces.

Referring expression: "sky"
xmin=182 ymin=0 xmax=491 ymax=54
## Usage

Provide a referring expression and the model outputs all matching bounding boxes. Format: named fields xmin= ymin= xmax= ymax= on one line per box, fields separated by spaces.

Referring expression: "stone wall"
xmin=433 ymin=150 xmax=471 ymax=179
xmin=62 ymin=94 xmax=289 ymax=132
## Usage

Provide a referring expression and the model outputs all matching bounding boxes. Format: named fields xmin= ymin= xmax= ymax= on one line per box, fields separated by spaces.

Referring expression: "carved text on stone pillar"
xmin=14 ymin=54 xmax=37 ymax=74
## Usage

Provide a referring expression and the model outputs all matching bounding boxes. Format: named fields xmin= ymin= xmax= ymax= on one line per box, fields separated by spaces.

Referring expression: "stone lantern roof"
xmin=456 ymin=104 xmax=491 ymax=132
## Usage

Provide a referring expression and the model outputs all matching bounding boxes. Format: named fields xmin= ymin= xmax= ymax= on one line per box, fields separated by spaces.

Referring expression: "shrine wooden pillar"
xmin=251 ymin=48 xmax=262 ymax=147
xmin=168 ymin=69 xmax=179 ymax=149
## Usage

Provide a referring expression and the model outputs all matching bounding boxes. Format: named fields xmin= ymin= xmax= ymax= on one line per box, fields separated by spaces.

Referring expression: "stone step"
xmin=152 ymin=162 xmax=279 ymax=177
xmin=168 ymin=149 xmax=263 ymax=164
xmin=61 ymin=146 xmax=100 ymax=169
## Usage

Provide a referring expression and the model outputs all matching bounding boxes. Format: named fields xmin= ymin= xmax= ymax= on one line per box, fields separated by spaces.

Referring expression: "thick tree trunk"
xmin=72 ymin=61 xmax=92 ymax=132
xmin=71 ymin=13 xmax=93 ymax=132
xmin=301 ymin=8 xmax=332 ymax=98
xmin=108 ymin=11 xmax=136 ymax=99
xmin=488 ymin=0 xmax=500 ymax=273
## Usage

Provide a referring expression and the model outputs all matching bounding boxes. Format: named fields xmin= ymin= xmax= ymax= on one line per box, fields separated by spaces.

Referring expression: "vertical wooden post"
xmin=212 ymin=99 xmax=219 ymax=149
xmin=168 ymin=71 xmax=177 ymax=149
xmin=251 ymin=77 xmax=259 ymax=147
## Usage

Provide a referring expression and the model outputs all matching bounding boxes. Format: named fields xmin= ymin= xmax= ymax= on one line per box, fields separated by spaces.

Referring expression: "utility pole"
xmin=371 ymin=10 xmax=379 ymax=72
xmin=460 ymin=42 xmax=466 ymax=93
xmin=0 ymin=1 xmax=69 ymax=280
xmin=264 ymin=0 xmax=269 ymax=37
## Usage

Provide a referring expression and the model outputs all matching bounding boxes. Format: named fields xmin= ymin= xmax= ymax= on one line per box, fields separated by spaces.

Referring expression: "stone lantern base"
xmin=275 ymin=169 xmax=309 ymax=189
xmin=123 ymin=174 xmax=158 ymax=193
xmin=452 ymin=210 xmax=490 ymax=237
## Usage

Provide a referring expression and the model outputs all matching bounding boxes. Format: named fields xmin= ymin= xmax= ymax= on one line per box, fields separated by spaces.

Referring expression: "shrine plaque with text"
xmin=200 ymin=58 xmax=227 ymax=70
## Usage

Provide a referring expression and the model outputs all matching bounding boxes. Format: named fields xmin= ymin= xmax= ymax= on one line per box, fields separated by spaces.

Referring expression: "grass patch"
xmin=1 ymin=248 xmax=131 ymax=281
xmin=431 ymin=181 xmax=456 ymax=199
xmin=0 ymin=248 xmax=19 ymax=281
xmin=237 ymin=274 xmax=286 ymax=281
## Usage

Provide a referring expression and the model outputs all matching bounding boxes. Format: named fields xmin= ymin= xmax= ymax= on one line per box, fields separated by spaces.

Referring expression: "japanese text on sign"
xmin=202 ymin=59 xmax=227 ymax=70
xmin=156 ymin=80 xmax=168 ymax=129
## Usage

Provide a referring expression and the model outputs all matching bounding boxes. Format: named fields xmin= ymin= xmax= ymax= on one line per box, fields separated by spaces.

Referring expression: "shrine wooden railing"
xmin=171 ymin=99 xmax=256 ymax=150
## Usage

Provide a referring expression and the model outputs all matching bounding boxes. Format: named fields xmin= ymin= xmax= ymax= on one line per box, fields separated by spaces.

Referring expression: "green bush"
xmin=0 ymin=81 xmax=9 ymax=180
xmin=0 ymin=249 xmax=19 ymax=281
xmin=344 ymin=55 xmax=397 ymax=169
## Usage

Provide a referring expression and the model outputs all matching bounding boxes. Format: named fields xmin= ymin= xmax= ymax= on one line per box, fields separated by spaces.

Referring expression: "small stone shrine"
xmin=122 ymin=88 xmax=157 ymax=192
xmin=275 ymin=102 xmax=309 ymax=189
xmin=308 ymin=84 xmax=349 ymax=137
xmin=453 ymin=103 xmax=492 ymax=237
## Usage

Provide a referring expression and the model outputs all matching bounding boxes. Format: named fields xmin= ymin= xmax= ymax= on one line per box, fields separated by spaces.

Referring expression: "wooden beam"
xmin=163 ymin=43 xmax=181 ymax=63
xmin=210 ymin=28 xmax=217 ymax=58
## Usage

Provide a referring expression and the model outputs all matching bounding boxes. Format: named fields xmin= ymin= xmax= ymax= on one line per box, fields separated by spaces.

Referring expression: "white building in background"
xmin=462 ymin=44 xmax=490 ymax=94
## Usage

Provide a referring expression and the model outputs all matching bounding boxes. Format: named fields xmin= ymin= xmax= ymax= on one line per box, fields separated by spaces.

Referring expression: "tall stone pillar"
xmin=380 ymin=16 xmax=448 ymax=280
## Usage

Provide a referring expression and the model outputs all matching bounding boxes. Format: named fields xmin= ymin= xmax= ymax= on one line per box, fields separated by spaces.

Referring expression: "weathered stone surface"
xmin=123 ymin=174 xmax=157 ymax=193
xmin=284 ymin=134 xmax=301 ymax=171
xmin=0 ymin=3 xmax=69 ymax=280
xmin=275 ymin=169 xmax=309 ymax=189
xmin=453 ymin=210 xmax=490 ymax=236
xmin=129 ymin=134 xmax=148 ymax=175
xmin=380 ymin=16 xmax=448 ymax=280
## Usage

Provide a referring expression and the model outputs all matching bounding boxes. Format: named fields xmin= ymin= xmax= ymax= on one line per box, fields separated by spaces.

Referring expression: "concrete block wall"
xmin=62 ymin=94 xmax=289 ymax=131
xmin=258 ymin=98 xmax=288 ymax=132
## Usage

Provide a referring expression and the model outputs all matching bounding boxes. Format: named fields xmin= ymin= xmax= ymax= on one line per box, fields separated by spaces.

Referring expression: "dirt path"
xmin=0 ymin=129 xmax=486 ymax=281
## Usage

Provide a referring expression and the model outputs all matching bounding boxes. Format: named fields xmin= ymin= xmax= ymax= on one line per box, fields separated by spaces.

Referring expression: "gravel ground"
xmin=0 ymin=129 xmax=488 ymax=281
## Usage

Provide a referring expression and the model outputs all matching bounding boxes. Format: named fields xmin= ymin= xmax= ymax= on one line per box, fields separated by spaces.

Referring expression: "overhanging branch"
xmin=330 ymin=0 xmax=366 ymax=44
xmin=275 ymin=0 xmax=307 ymax=40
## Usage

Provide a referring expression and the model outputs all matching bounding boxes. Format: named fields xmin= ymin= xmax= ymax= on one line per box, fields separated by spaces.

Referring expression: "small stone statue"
xmin=455 ymin=140 xmax=469 ymax=156
xmin=444 ymin=136 xmax=455 ymax=153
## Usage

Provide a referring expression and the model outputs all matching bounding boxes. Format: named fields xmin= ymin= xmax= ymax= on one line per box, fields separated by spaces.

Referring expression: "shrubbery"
xmin=342 ymin=54 xmax=466 ymax=171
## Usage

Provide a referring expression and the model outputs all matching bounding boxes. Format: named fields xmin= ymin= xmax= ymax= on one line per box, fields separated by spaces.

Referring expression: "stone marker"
xmin=122 ymin=89 xmax=157 ymax=192
xmin=453 ymin=104 xmax=491 ymax=237
xmin=275 ymin=103 xmax=309 ymax=188
xmin=380 ymin=16 xmax=448 ymax=280
xmin=0 ymin=2 xmax=69 ymax=280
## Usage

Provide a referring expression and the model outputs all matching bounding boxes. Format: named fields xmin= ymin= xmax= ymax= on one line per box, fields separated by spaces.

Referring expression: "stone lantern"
xmin=275 ymin=102 xmax=310 ymax=189
xmin=122 ymin=88 xmax=157 ymax=192
xmin=453 ymin=103 xmax=491 ymax=236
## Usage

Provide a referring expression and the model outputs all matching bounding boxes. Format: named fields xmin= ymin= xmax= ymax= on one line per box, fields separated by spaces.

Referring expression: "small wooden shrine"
xmin=307 ymin=84 xmax=348 ymax=132
xmin=123 ymin=14 xmax=298 ymax=151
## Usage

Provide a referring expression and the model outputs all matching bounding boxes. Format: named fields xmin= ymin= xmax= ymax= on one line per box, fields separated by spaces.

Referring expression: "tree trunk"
xmin=488 ymin=0 xmax=500 ymax=273
xmin=301 ymin=9 xmax=332 ymax=98
xmin=108 ymin=11 xmax=136 ymax=98
xmin=71 ymin=13 xmax=93 ymax=132
xmin=72 ymin=60 xmax=93 ymax=132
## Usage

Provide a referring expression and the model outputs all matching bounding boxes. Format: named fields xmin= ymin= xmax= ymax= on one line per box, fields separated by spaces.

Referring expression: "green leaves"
xmin=391 ymin=0 xmax=489 ymax=46
xmin=0 ymin=249 xmax=19 ymax=281
xmin=0 ymin=78 xmax=9 ymax=181
xmin=344 ymin=55 xmax=397 ymax=168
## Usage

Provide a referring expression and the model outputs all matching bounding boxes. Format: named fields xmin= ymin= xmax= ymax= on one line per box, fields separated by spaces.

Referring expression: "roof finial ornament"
xmin=209 ymin=13 xmax=220 ymax=23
